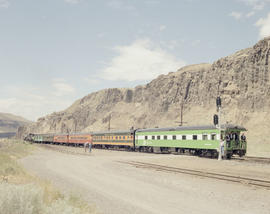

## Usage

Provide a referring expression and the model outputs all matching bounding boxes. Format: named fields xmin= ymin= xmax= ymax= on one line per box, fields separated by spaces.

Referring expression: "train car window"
xmin=152 ymin=136 xmax=155 ymax=140
xmin=193 ymin=135 xmax=197 ymax=140
xmin=145 ymin=136 xmax=148 ymax=140
xmin=157 ymin=136 xmax=160 ymax=140
xmin=172 ymin=135 xmax=176 ymax=140
xmin=234 ymin=133 xmax=239 ymax=141
xmin=203 ymin=134 xmax=208 ymax=140
xmin=182 ymin=135 xmax=186 ymax=140
xmin=164 ymin=135 xmax=167 ymax=140
xmin=211 ymin=134 xmax=216 ymax=140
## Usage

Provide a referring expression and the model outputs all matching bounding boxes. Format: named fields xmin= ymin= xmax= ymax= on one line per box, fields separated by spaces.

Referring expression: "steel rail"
xmin=232 ymin=156 xmax=270 ymax=164
xmin=119 ymin=161 xmax=270 ymax=189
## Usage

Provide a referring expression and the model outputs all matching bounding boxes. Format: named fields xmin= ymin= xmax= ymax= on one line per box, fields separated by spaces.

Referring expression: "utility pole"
xmin=176 ymin=80 xmax=191 ymax=126
xmin=216 ymin=96 xmax=222 ymax=161
xmin=108 ymin=114 xmax=111 ymax=131
xmin=180 ymin=102 xmax=184 ymax=126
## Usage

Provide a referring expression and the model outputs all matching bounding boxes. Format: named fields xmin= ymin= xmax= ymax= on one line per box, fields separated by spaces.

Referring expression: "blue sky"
xmin=0 ymin=0 xmax=270 ymax=120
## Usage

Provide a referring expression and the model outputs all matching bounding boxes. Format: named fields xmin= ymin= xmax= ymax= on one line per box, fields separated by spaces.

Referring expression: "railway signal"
xmin=216 ymin=96 xmax=222 ymax=161
xmin=213 ymin=114 xmax=218 ymax=126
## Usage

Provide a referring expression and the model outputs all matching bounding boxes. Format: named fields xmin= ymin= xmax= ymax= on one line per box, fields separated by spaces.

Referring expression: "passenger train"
xmin=25 ymin=124 xmax=247 ymax=159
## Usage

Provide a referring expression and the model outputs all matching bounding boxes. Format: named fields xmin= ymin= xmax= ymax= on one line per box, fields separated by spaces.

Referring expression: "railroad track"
xmin=39 ymin=143 xmax=270 ymax=164
xmin=119 ymin=161 xmax=270 ymax=189
xmin=232 ymin=156 xmax=270 ymax=164
xmin=39 ymin=144 xmax=91 ymax=156
xmin=39 ymin=144 xmax=270 ymax=189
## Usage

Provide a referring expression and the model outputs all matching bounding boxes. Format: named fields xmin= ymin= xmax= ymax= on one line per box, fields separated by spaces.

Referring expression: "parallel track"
xmin=119 ymin=161 xmax=270 ymax=189
xmin=39 ymin=144 xmax=91 ymax=156
xmin=39 ymin=144 xmax=270 ymax=189
xmin=232 ymin=156 xmax=270 ymax=164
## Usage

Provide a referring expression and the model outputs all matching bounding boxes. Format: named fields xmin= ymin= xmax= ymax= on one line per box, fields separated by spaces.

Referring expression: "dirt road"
xmin=21 ymin=146 xmax=270 ymax=214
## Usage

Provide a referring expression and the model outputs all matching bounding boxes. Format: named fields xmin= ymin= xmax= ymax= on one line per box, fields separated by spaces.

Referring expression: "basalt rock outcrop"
xmin=18 ymin=37 xmax=270 ymax=156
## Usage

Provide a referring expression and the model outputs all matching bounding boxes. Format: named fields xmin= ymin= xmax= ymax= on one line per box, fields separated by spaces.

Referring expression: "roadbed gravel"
xmin=20 ymin=145 xmax=270 ymax=214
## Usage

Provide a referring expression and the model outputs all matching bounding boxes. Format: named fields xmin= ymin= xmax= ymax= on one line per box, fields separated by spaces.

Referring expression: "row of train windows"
xmin=95 ymin=136 xmax=132 ymax=140
xmin=144 ymin=134 xmax=217 ymax=140
xmin=70 ymin=137 xmax=88 ymax=140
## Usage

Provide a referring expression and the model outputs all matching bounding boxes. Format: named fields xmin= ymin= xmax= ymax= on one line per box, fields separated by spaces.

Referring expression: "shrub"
xmin=0 ymin=183 xmax=44 ymax=214
xmin=0 ymin=183 xmax=93 ymax=214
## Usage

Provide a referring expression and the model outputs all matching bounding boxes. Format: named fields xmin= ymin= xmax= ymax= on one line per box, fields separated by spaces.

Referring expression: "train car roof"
xmin=31 ymin=133 xmax=55 ymax=136
xmin=92 ymin=130 xmax=134 ymax=135
xmin=136 ymin=124 xmax=247 ymax=133
xmin=53 ymin=133 xmax=69 ymax=136
xmin=69 ymin=132 xmax=91 ymax=135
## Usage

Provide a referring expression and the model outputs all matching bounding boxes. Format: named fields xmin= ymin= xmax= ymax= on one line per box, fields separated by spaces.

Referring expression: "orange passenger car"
xmin=53 ymin=134 xmax=69 ymax=144
xmin=69 ymin=133 xmax=92 ymax=145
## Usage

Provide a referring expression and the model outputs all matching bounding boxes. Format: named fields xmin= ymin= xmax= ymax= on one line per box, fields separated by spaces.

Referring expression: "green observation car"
xmin=135 ymin=124 xmax=247 ymax=159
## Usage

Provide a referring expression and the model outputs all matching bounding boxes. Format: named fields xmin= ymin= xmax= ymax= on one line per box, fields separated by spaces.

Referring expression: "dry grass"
xmin=0 ymin=139 xmax=97 ymax=214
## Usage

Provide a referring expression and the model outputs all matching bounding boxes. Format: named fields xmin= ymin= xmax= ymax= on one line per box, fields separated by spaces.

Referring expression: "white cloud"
xmin=0 ymin=84 xmax=76 ymax=121
xmin=236 ymin=0 xmax=270 ymax=18
xmin=0 ymin=0 xmax=10 ymax=8
xmin=0 ymin=98 xmax=17 ymax=109
xmin=65 ymin=0 xmax=80 ymax=4
xmin=229 ymin=11 xmax=243 ymax=20
xmin=100 ymin=39 xmax=186 ymax=81
xmin=52 ymin=79 xmax=75 ymax=96
xmin=159 ymin=25 xmax=166 ymax=31
xmin=246 ymin=11 xmax=255 ymax=17
xmin=256 ymin=13 xmax=270 ymax=38
xmin=240 ymin=0 xmax=267 ymax=10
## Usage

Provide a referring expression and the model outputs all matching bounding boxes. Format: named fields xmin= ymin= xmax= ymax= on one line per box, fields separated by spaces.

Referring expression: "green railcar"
xmin=33 ymin=134 xmax=43 ymax=142
xmin=42 ymin=134 xmax=54 ymax=143
xmin=31 ymin=134 xmax=54 ymax=143
xmin=135 ymin=124 xmax=246 ymax=158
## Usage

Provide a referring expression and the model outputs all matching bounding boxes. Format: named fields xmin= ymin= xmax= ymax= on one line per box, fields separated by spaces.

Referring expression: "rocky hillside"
xmin=0 ymin=113 xmax=31 ymax=138
xmin=18 ymin=37 xmax=270 ymax=156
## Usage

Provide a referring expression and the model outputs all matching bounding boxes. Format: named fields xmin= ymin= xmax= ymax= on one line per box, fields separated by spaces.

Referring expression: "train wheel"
xmin=226 ymin=154 xmax=232 ymax=159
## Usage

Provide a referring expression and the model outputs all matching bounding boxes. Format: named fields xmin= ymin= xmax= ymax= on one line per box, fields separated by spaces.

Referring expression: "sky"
xmin=0 ymin=0 xmax=270 ymax=121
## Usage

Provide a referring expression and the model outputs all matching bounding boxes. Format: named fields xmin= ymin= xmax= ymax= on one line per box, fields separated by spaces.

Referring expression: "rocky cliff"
xmin=18 ymin=37 xmax=270 ymax=156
